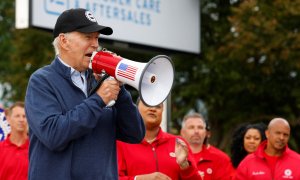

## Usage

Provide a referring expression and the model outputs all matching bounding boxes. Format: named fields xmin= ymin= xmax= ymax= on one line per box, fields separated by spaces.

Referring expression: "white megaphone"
xmin=89 ymin=50 xmax=174 ymax=106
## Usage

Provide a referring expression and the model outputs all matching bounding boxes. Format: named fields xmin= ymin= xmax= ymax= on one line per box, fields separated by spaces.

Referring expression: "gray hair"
xmin=181 ymin=112 xmax=206 ymax=129
xmin=52 ymin=37 xmax=59 ymax=55
xmin=52 ymin=33 xmax=71 ymax=55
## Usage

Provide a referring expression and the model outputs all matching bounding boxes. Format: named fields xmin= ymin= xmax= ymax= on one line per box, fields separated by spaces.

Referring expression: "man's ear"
xmin=58 ymin=34 xmax=70 ymax=51
xmin=265 ymin=129 xmax=269 ymax=139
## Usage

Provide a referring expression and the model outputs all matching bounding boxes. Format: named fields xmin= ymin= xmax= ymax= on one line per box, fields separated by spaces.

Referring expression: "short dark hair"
xmin=5 ymin=101 xmax=25 ymax=117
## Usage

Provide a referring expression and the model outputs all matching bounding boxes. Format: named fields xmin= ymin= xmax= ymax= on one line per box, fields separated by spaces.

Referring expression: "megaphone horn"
xmin=89 ymin=50 xmax=175 ymax=106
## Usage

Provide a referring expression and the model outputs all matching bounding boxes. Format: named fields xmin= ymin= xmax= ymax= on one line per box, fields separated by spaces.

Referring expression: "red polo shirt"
xmin=192 ymin=145 xmax=234 ymax=180
xmin=0 ymin=135 xmax=29 ymax=180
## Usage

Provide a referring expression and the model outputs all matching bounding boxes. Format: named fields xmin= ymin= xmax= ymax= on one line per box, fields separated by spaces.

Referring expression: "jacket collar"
xmin=255 ymin=140 xmax=289 ymax=159
xmin=51 ymin=57 xmax=95 ymax=94
xmin=4 ymin=134 xmax=29 ymax=149
xmin=142 ymin=128 xmax=170 ymax=145
xmin=51 ymin=56 xmax=72 ymax=80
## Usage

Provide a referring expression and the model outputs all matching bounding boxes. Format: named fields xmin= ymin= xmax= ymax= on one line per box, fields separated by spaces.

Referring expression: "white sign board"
xmin=27 ymin=0 xmax=200 ymax=54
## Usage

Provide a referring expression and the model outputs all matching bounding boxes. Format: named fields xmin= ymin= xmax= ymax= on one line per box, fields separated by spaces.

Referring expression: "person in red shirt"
xmin=117 ymin=98 xmax=202 ymax=180
xmin=230 ymin=122 xmax=266 ymax=169
xmin=235 ymin=118 xmax=300 ymax=180
xmin=0 ymin=101 xmax=29 ymax=180
xmin=180 ymin=112 xmax=234 ymax=180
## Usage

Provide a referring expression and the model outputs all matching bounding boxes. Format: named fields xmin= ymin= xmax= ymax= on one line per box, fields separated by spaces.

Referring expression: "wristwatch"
xmin=179 ymin=160 xmax=190 ymax=169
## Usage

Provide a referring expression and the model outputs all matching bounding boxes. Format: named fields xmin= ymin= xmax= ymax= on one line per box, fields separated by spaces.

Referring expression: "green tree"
xmin=0 ymin=1 xmax=53 ymax=105
xmin=170 ymin=0 xmax=234 ymax=144
xmin=219 ymin=0 xmax=300 ymax=151
xmin=0 ymin=0 xmax=15 ymax=105
xmin=171 ymin=0 xmax=300 ymax=153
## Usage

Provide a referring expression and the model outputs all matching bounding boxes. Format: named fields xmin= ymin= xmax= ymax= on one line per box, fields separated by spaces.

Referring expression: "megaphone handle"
xmin=106 ymin=100 xmax=115 ymax=107
xmin=89 ymin=73 xmax=110 ymax=96
xmin=89 ymin=74 xmax=116 ymax=107
xmin=105 ymin=76 xmax=116 ymax=107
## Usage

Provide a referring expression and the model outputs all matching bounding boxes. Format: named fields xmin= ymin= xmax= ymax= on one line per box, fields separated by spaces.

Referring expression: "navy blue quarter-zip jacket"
xmin=25 ymin=58 xmax=145 ymax=180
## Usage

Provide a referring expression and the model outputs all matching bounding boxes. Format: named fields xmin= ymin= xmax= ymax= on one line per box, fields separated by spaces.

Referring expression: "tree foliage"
xmin=0 ymin=1 xmax=53 ymax=104
xmin=171 ymin=0 xmax=300 ymax=152
xmin=0 ymin=0 xmax=15 ymax=105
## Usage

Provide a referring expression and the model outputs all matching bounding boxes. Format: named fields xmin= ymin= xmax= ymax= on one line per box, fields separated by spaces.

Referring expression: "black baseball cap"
xmin=53 ymin=8 xmax=113 ymax=38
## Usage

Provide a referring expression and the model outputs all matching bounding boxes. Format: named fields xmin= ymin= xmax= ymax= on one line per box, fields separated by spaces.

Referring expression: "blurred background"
xmin=0 ymin=0 xmax=299 ymax=153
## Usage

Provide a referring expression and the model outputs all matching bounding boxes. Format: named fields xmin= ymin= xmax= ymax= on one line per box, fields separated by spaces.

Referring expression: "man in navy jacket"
xmin=25 ymin=8 xmax=145 ymax=180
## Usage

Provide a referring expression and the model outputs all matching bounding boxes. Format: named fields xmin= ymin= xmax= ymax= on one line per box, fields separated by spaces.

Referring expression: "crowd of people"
xmin=1 ymin=7 xmax=300 ymax=180
xmin=1 ymin=99 xmax=300 ymax=180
